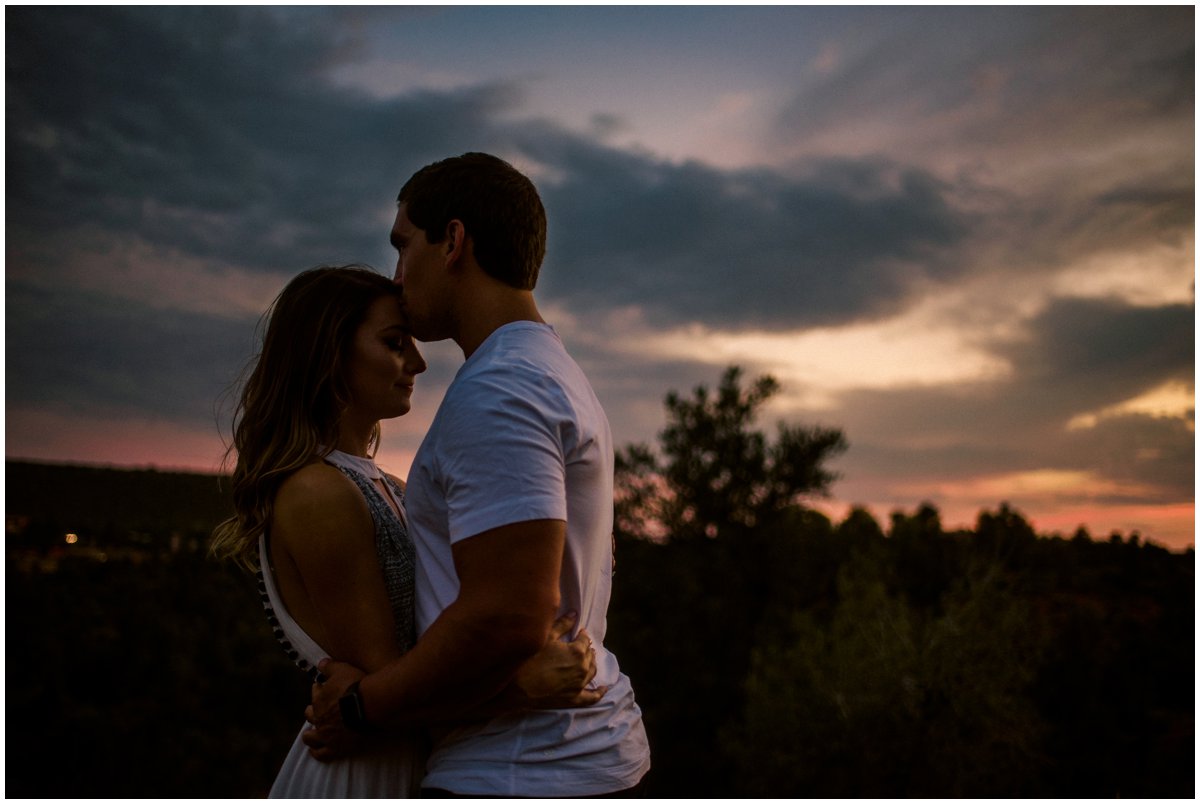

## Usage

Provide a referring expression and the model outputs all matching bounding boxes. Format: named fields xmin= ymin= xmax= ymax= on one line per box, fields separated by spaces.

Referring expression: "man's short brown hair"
xmin=398 ymin=152 xmax=547 ymax=290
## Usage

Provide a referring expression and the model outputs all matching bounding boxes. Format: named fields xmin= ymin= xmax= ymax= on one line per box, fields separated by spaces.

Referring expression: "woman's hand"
xmin=506 ymin=612 xmax=607 ymax=709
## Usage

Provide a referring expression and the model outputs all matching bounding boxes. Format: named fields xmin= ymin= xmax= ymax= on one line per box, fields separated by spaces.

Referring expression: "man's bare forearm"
xmin=357 ymin=597 xmax=554 ymax=727
xmin=349 ymin=520 xmax=566 ymax=728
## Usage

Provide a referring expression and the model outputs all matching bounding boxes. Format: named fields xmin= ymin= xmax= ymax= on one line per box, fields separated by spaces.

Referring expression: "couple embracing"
xmin=212 ymin=153 xmax=651 ymax=797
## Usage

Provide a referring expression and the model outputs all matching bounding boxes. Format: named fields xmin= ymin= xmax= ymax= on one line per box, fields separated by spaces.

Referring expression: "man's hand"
xmin=302 ymin=658 xmax=368 ymax=761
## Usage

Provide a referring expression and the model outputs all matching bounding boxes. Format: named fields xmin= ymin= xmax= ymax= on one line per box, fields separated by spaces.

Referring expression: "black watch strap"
xmin=339 ymin=680 xmax=376 ymax=734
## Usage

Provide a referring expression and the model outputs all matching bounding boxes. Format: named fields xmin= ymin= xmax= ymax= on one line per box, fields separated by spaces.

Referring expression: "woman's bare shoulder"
xmin=275 ymin=459 xmax=343 ymax=487
xmin=384 ymin=471 xmax=406 ymax=492
xmin=273 ymin=462 xmax=369 ymax=533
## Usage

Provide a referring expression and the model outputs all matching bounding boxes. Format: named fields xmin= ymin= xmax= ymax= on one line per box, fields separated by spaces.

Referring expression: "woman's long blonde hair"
xmin=211 ymin=265 xmax=403 ymax=569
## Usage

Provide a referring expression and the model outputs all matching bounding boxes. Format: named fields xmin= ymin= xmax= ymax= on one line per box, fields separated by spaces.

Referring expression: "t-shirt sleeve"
xmin=436 ymin=375 xmax=569 ymax=544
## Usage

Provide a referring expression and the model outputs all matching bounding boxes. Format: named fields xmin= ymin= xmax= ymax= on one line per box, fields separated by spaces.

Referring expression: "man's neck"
xmin=453 ymin=287 xmax=544 ymax=360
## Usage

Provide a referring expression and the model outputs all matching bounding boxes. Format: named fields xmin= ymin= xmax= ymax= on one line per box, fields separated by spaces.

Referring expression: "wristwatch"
xmin=338 ymin=680 xmax=375 ymax=734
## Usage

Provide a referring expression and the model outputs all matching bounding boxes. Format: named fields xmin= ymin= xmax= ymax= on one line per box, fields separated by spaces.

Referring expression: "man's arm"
xmin=305 ymin=518 xmax=567 ymax=751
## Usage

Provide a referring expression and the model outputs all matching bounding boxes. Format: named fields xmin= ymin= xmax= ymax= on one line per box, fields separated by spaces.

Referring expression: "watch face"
xmin=339 ymin=681 xmax=371 ymax=733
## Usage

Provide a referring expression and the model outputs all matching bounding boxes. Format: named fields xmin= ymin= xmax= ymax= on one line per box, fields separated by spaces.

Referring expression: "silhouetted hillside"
xmin=6 ymin=460 xmax=231 ymax=552
xmin=6 ymin=461 xmax=301 ymax=798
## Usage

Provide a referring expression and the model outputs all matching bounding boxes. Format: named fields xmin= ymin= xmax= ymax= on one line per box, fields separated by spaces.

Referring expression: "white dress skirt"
xmin=258 ymin=451 xmax=427 ymax=798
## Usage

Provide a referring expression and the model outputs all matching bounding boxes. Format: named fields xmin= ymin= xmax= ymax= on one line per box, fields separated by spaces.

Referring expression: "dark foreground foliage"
xmin=5 ymin=368 xmax=1194 ymax=796
xmin=6 ymin=552 xmax=308 ymax=797
xmin=608 ymin=368 xmax=1193 ymax=798
xmin=608 ymin=509 xmax=1194 ymax=797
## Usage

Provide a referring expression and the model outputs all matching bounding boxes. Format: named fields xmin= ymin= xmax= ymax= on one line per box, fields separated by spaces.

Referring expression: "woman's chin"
xmin=381 ymin=402 xmax=412 ymax=420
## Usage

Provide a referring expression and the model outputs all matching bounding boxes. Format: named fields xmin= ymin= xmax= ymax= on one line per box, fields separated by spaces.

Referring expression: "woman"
xmin=211 ymin=266 xmax=595 ymax=797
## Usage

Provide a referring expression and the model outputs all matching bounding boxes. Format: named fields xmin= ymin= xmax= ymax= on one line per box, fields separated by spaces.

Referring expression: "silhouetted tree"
xmin=615 ymin=365 xmax=846 ymax=543
xmin=976 ymin=502 xmax=1038 ymax=566
xmin=608 ymin=366 xmax=846 ymax=796
xmin=836 ymin=505 xmax=886 ymax=551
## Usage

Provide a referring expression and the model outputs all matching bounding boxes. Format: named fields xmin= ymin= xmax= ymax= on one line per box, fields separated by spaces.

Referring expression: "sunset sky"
xmin=6 ymin=6 xmax=1194 ymax=549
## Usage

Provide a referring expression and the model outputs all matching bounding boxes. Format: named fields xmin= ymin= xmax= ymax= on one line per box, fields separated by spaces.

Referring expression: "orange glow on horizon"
xmin=814 ymin=499 xmax=1194 ymax=553
xmin=6 ymin=409 xmax=231 ymax=474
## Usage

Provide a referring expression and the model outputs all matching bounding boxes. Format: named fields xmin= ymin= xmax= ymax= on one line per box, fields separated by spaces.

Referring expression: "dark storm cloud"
xmin=1079 ymin=186 xmax=1196 ymax=256
xmin=1061 ymin=414 xmax=1194 ymax=504
xmin=765 ymin=6 xmax=1195 ymax=307
xmin=992 ymin=180 xmax=1196 ymax=283
xmin=6 ymin=282 xmax=258 ymax=422
xmin=535 ymin=152 xmax=970 ymax=328
xmin=7 ymin=6 xmax=976 ymax=330
xmin=6 ymin=7 xmax=522 ymax=274
xmin=778 ymin=6 xmax=1194 ymax=143
xmin=1001 ymin=298 xmax=1193 ymax=405
xmin=833 ymin=297 xmax=1193 ymax=500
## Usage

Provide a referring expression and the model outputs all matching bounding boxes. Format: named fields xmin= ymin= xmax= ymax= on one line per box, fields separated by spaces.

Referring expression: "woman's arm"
xmin=271 ymin=463 xmax=401 ymax=674
xmin=493 ymin=613 xmax=603 ymax=710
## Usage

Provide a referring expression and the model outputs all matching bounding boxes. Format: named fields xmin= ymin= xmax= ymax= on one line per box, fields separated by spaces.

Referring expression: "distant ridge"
xmin=5 ymin=459 xmax=232 ymax=536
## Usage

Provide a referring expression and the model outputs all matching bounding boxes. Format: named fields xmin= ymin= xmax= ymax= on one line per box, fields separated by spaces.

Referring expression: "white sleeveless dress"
xmin=258 ymin=450 xmax=426 ymax=798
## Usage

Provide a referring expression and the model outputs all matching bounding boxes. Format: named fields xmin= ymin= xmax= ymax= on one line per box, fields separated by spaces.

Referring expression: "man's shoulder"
xmin=452 ymin=344 xmax=567 ymax=401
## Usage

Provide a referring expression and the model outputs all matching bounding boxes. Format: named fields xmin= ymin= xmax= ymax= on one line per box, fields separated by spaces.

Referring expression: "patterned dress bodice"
xmin=256 ymin=461 xmax=417 ymax=681
xmin=332 ymin=464 xmax=417 ymax=654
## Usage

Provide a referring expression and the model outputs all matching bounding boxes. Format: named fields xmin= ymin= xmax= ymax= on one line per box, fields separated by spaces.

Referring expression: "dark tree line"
xmin=6 ymin=551 xmax=308 ymax=797
xmin=5 ymin=367 xmax=1194 ymax=797
xmin=605 ymin=367 xmax=1193 ymax=797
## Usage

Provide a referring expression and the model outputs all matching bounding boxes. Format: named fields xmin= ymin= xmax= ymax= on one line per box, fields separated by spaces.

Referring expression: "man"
xmin=304 ymin=153 xmax=651 ymax=797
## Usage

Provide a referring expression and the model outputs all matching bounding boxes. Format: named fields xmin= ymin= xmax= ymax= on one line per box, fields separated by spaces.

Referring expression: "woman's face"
xmin=345 ymin=295 xmax=427 ymax=421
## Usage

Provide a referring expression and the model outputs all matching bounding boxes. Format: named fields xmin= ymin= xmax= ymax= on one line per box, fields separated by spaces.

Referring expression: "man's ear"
xmin=444 ymin=219 xmax=467 ymax=267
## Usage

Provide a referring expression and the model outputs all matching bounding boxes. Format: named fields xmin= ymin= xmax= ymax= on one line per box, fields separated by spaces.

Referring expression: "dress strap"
xmin=257 ymin=533 xmax=328 ymax=682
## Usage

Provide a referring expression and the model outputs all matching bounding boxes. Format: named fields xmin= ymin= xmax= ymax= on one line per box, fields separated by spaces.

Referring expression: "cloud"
xmin=6 ymin=7 xmax=528 ymax=279
xmin=535 ymin=151 xmax=971 ymax=328
xmin=6 ymin=7 xmax=988 ymax=333
xmin=597 ymin=308 xmax=1010 ymax=410
xmin=7 ymin=228 xmax=291 ymax=319
xmin=6 ymin=282 xmax=259 ymax=422
xmin=1067 ymin=381 xmax=1194 ymax=431
xmin=1047 ymin=240 xmax=1194 ymax=308
xmin=1060 ymin=413 xmax=1194 ymax=503
xmin=999 ymin=297 xmax=1193 ymax=411
xmin=825 ymin=296 xmax=1193 ymax=506
xmin=775 ymin=7 xmax=1193 ymax=164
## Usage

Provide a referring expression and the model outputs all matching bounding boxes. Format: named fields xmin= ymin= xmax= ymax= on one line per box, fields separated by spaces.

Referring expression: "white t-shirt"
xmin=405 ymin=321 xmax=651 ymax=797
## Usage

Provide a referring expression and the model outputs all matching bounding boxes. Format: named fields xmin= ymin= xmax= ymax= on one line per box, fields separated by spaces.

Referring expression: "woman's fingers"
xmin=547 ymin=610 xmax=579 ymax=640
